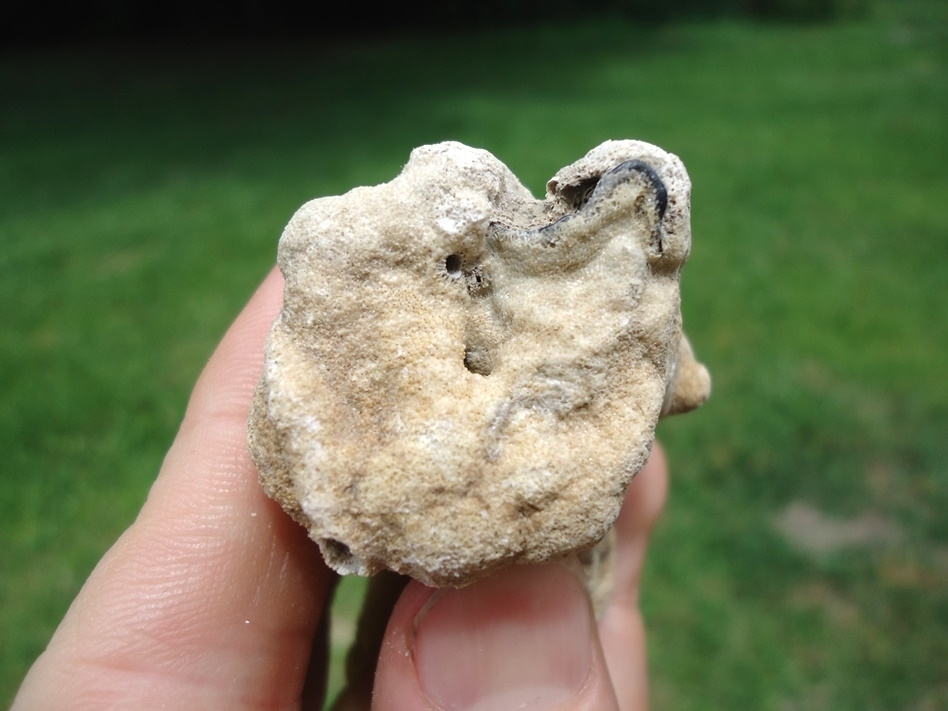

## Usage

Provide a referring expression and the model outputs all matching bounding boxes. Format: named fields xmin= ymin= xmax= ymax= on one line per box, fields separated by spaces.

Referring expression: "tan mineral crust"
xmin=248 ymin=140 xmax=710 ymax=587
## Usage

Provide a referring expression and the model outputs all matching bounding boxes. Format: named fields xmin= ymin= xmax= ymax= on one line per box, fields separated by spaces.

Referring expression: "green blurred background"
xmin=2 ymin=0 xmax=946 ymax=708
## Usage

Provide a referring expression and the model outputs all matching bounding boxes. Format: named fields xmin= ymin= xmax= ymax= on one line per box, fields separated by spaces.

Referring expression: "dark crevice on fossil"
xmin=559 ymin=175 xmax=602 ymax=211
xmin=597 ymin=160 xmax=668 ymax=219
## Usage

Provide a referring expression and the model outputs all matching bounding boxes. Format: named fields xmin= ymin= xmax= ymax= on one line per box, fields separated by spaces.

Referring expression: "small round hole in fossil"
xmin=464 ymin=347 xmax=492 ymax=376
xmin=444 ymin=253 xmax=463 ymax=276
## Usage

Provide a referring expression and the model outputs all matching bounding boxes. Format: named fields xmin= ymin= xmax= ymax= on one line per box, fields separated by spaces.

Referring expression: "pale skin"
xmin=13 ymin=268 xmax=669 ymax=711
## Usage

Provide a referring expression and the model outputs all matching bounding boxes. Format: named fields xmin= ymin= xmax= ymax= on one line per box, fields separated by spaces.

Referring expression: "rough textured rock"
xmin=248 ymin=140 xmax=710 ymax=587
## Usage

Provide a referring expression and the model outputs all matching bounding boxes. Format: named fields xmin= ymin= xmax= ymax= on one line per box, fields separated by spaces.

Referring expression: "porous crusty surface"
xmin=248 ymin=140 xmax=710 ymax=587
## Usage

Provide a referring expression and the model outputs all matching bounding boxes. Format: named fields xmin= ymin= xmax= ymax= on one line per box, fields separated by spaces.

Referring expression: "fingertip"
xmin=182 ymin=266 xmax=283 ymax=429
xmin=369 ymin=582 xmax=434 ymax=710
xmin=595 ymin=442 xmax=669 ymax=711
xmin=372 ymin=566 xmax=619 ymax=711
xmin=615 ymin=441 xmax=669 ymax=543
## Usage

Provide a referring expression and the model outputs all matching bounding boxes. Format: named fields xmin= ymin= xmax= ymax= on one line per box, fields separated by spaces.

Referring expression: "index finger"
xmin=14 ymin=268 xmax=334 ymax=711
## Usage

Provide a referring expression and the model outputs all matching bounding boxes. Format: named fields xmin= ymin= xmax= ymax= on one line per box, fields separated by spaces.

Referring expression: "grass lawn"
xmin=2 ymin=1 xmax=946 ymax=707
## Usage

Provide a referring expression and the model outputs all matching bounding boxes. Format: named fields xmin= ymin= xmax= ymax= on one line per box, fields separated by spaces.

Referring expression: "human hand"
xmin=13 ymin=268 xmax=668 ymax=711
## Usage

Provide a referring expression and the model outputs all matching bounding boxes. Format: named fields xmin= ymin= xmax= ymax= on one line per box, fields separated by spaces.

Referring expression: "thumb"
xmin=371 ymin=564 xmax=619 ymax=711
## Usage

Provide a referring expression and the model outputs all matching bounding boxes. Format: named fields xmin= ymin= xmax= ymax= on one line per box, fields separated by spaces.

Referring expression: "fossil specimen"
xmin=248 ymin=140 xmax=710 ymax=587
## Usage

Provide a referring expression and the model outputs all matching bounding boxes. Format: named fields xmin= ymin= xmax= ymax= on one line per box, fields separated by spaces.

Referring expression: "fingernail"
xmin=412 ymin=564 xmax=594 ymax=711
